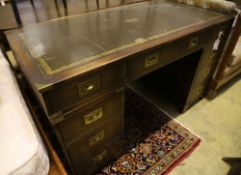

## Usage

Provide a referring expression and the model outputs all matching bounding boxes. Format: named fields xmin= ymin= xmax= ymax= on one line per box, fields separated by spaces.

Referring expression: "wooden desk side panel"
xmin=208 ymin=13 xmax=241 ymax=97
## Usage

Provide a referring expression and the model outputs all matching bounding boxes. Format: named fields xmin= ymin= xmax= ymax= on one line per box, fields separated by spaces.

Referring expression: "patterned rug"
xmin=98 ymin=89 xmax=201 ymax=175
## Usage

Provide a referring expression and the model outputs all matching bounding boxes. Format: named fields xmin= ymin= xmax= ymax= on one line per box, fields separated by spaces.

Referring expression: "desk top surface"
xmin=7 ymin=0 xmax=231 ymax=90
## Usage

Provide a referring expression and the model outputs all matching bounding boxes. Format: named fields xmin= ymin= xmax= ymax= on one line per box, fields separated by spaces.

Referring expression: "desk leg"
xmin=106 ymin=0 xmax=109 ymax=7
xmin=62 ymin=0 xmax=67 ymax=11
xmin=30 ymin=0 xmax=34 ymax=6
xmin=96 ymin=0 xmax=100 ymax=9
xmin=11 ymin=0 xmax=22 ymax=26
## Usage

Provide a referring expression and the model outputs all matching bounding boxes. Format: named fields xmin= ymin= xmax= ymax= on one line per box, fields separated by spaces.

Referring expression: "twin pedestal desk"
xmin=7 ymin=1 xmax=233 ymax=174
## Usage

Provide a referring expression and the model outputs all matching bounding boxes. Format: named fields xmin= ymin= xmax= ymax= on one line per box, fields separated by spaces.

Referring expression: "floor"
xmin=170 ymin=75 xmax=241 ymax=175
xmin=15 ymin=0 xmax=146 ymax=26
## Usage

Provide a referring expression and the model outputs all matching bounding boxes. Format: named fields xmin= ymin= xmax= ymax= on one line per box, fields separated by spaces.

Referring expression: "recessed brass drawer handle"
xmin=188 ymin=37 xmax=199 ymax=50
xmin=144 ymin=53 xmax=159 ymax=68
xmin=88 ymin=130 xmax=105 ymax=146
xmin=83 ymin=107 xmax=103 ymax=125
xmin=77 ymin=77 xmax=101 ymax=97
xmin=92 ymin=150 xmax=107 ymax=163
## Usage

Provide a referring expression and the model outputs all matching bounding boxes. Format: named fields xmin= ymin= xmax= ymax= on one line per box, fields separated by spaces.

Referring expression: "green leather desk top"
xmin=7 ymin=0 xmax=231 ymax=90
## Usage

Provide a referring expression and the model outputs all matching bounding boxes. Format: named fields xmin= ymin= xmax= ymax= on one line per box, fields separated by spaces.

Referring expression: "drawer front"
xmin=46 ymin=63 xmax=124 ymax=115
xmin=74 ymin=138 xmax=122 ymax=175
xmin=127 ymin=30 xmax=213 ymax=81
xmin=58 ymin=92 xmax=124 ymax=143
xmin=67 ymin=115 xmax=122 ymax=161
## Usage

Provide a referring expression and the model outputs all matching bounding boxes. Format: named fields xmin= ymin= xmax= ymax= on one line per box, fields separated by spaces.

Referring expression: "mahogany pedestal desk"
xmin=6 ymin=1 xmax=233 ymax=174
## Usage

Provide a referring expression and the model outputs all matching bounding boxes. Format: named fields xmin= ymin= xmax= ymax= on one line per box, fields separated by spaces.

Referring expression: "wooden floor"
xmin=16 ymin=0 xmax=147 ymax=26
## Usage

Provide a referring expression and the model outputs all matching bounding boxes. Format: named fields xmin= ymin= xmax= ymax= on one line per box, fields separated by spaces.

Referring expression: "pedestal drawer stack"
xmin=46 ymin=64 xmax=125 ymax=174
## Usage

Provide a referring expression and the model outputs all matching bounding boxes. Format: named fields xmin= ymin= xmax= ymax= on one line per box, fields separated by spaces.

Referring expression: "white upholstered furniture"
xmin=0 ymin=50 xmax=49 ymax=175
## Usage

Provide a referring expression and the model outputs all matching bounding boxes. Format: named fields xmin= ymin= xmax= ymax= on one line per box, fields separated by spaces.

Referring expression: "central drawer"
xmin=58 ymin=92 xmax=124 ymax=143
xmin=67 ymin=114 xmax=122 ymax=162
xmin=126 ymin=30 xmax=213 ymax=81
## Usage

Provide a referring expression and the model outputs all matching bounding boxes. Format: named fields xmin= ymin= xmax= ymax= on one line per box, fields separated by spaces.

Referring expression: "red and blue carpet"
xmin=98 ymin=90 xmax=201 ymax=175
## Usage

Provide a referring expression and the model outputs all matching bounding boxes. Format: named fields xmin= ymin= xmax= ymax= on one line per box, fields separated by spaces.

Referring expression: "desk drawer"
xmin=46 ymin=63 xmax=124 ymax=115
xmin=67 ymin=115 xmax=122 ymax=162
xmin=74 ymin=138 xmax=122 ymax=175
xmin=58 ymin=92 xmax=124 ymax=143
xmin=127 ymin=31 xmax=213 ymax=80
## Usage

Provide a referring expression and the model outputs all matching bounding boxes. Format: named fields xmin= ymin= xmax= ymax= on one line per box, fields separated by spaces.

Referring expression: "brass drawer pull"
xmin=92 ymin=150 xmax=107 ymax=163
xmin=88 ymin=130 xmax=105 ymax=146
xmin=144 ymin=53 xmax=159 ymax=68
xmin=188 ymin=37 xmax=199 ymax=50
xmin=83 ymin=107 xmax=103 ymax=125
xmin=77 ymin=77 xmax=101 ymax=97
